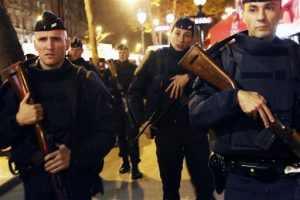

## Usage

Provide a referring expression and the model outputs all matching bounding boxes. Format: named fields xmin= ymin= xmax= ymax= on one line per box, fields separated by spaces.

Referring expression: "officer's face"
xmin=170 ymin=27 xmax=193 ymax=51
xmin=119 ymin=50 xmax=129 ymax=62
xmin=34 ymin=30 xmax=70 ymax=69
xmin=68 ymin=47 xmax=83 ymax=61
xmin=242 ymin=0 xmax=283 ymax=41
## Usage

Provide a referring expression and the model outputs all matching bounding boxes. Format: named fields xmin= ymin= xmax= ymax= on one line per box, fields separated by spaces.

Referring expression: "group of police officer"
xmin=1 ymin=0 xmax=300 ymax=199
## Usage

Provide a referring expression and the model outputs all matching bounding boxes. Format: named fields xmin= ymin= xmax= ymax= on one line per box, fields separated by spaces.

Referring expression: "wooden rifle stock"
xmin=2 ymin=61 xmax=69 ymax=200
xmin=2 ymin=62 xmax=49 ymax=154
xmin=179 ymin=43 xmax=236 ymax=90
xmin=106 ymin=59 xmax=123 ymax=91
xmin=179 ymin=43 xmax=300 ymax=159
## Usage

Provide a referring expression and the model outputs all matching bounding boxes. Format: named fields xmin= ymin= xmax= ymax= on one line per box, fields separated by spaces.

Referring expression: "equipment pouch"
xmin=255 ymin=128 xmax=277 ymax=151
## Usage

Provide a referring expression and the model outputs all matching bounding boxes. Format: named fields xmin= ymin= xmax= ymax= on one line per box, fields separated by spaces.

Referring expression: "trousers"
xmin=22 ymin=169 xmax=92 ymax=200
xmin=155 ymin=126 xmax=214 ymax=200
xmin=114 ymin=106 xmax=140 ymax=164
xmin=225 ymin=172 xmax=300 ymax=200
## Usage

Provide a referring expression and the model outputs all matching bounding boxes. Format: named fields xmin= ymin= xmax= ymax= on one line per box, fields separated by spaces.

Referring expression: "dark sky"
xmin=92 ymin=0 xmax=151 ymax=50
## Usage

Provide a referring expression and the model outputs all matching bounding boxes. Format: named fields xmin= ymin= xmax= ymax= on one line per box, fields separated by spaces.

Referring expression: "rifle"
xmin=2 ymin=61 xmax=70 ymax=200
xmin=130 ymin=96 xmax=174 ymax=143
xmin=179 ymin=43 xmax=300 ymax=159
xmin=130 ymin=74 xmax=190 ymax=143
xmin=106 ymin=59 xmax=135 ymax=129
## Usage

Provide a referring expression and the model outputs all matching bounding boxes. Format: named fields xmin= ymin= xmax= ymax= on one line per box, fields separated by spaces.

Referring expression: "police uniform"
xmin=127 ymin=18 xmax=214 ymax=200
xmin=0 ymin=11 xmax=115 ymax=200
xmin=101 ymin=44 xmax=143 ymax=179
xmin=68 ymin=37 xmax=101 ymax=76
xmin=189 ymin=21 xmax=300 ymax=200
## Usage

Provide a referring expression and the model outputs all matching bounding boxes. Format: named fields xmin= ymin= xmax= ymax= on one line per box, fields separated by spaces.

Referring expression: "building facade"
xmin=4 ymin=0 xmax=87 ymax=44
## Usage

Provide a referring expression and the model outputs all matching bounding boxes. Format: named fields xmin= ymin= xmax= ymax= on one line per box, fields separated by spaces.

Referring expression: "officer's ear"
xmin=34 ymin=39 xmax=37 ymax=51
xmin=279 ymin=5 xmax=284 ymax=20
xmin=65 ymin=37 xmax=71 ymax=51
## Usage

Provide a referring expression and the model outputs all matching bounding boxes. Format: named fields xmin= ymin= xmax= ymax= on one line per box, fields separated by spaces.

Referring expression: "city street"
xmin=0 ymin=136 xmax=197 ymax=200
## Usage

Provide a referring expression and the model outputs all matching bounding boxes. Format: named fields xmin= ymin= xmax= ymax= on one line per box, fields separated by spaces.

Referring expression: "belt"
xmin=225 ymin=158 xmax=298 ymax=178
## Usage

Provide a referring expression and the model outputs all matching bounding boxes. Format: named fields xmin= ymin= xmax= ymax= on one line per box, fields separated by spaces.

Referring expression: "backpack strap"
xmin=68 ymin=66 xmax=114 ymax=145
xmin=206 ymin=30 xmax=247 ymax=57
xmin=78 ymin=67 xmax=114 ymax=102
xmin=284 ymin=40 xmax=300 ymax=80
xmin=206 ymin=34 xmax=236 ymax=56
xmin=69 ymin=66 xmax=107 ymax=195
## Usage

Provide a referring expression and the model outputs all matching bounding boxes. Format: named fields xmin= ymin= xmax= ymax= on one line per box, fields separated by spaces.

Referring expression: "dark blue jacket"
xmin=70 ymin=57 xmax=101 ymax=77
xmin=189 ymin=32 xmax=300 ymax=158
xmin=101 ymin=59 xmax=136 ymax=107
xmin=127 ymin=46 xmax=195 ymax=128
xmin=0 ymin=59 xmax=115 ymax=198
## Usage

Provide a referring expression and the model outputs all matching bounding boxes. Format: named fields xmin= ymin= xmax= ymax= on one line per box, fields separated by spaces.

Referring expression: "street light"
xmin=137 ymin=10 xmax=146 ymax=54
xmin=194 ymin=0 xmax=207 ymax=47
xmin=96 ymin=25 xmax=102 ymax=33
xmin=135 ymin=43 xmax=142 ymax=53
xmin=166 ymin=13 xmax=175 ymax=24
xmin=153 ymin=18 xmax=160 ymax=26
xmin=121 ymin=39 xmax=127 ymax=45
xmin=165 ymin=13 xmax=175 ymax=44
xmin=194 ymin=0 xmax=206 ymax=6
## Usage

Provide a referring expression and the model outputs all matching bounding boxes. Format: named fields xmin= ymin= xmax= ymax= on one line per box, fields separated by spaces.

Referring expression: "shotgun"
xmin=2 ymin=61 xmax=69 ymax=200
xmin=179 ymin=43 xmax=300 ymax=159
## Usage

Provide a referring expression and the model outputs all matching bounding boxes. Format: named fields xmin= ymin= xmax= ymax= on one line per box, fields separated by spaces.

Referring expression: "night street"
xmin=0 ymin=0 xmax=299 ymax=199
xmin=0 ymin=136 xmax=198 ymax=200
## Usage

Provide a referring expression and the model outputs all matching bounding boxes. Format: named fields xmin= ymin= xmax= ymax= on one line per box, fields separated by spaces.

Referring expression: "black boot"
xmin=119 ymin=159 xmax=130 ymax=174
xmin=131 ymin=164 xmax=143 ymax=180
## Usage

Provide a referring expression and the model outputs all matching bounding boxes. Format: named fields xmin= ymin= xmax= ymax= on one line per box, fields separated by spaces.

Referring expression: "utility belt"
xmin=209 ymin=153 xmax=300 ymax=194
xmin=225 ymin=157 xmax=298 ymax=178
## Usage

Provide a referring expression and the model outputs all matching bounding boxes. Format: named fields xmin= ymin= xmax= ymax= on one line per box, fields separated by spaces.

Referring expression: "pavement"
xmin=0 ymin=136 xmax=223 ymax=200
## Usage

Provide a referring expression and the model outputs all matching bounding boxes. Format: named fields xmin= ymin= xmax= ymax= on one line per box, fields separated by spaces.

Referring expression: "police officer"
xmin=68 ymin=37 xmax=101 ymax=76
xmin=189 ymin=0 xmax=300 ymax=199
xmin=0 ymin=11 xmax=115 ymax=200
xmin=102 ymin=44 xmax=143 ymax=180
xmin=97 ymin=57 xmax=106 ymax=77
xmin=127 ymin=17 xmax=214 ymax=200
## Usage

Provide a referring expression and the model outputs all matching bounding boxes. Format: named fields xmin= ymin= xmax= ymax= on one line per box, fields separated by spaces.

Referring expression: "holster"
xmin=209 ymin=153 xmax=225 ymax=194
